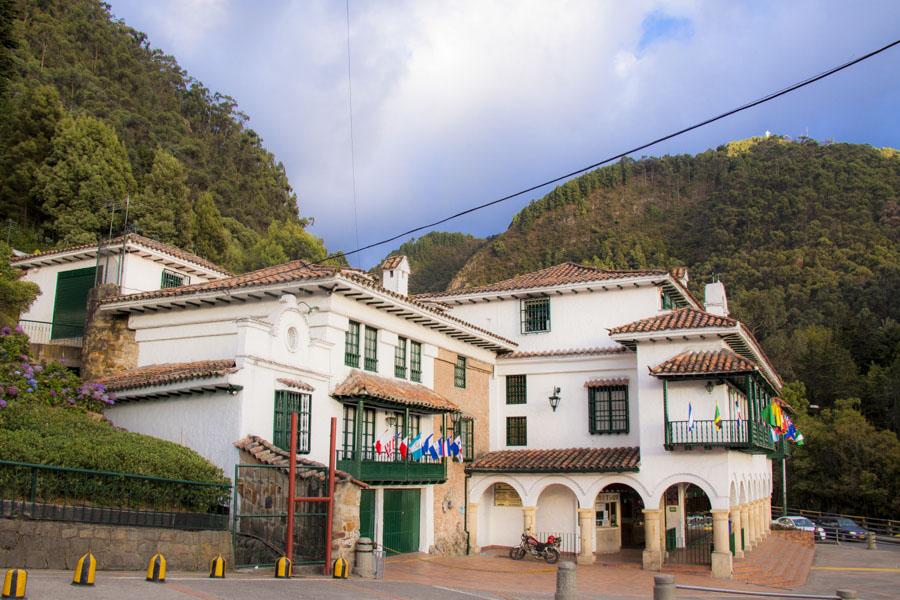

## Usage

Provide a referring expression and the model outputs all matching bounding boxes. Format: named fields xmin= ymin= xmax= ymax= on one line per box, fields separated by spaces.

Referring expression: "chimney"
xmin=380 ymin=255 xmax=411 ymax=297
xmin=671 ymin=266 xmax=689 ymax=287
xmin=704 ymin=281 xmax=729 ymax=316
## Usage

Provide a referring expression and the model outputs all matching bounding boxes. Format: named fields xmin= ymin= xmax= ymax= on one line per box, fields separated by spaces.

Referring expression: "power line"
xmin=322 ymin=37 xmax=900 ymax=264
xmin=345 ymin=0 xmax=361 ymax=268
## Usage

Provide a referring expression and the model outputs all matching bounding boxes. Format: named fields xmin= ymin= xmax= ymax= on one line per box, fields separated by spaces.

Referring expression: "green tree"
xmin=0 ymin=242 xmax=39 ymax=326
xmin=786 ymin=326 xmax=860 ymax=408
xmin=131 ymin=148 xmax=191 ymax=246
xmin=38 ymin=114 xmax=135 ymax=245
xmin=191 ymin=191 xmax=232 ymax=266
xmin=0 ymin=0 xmax=15 ymax=99
xmin=246 ymin=219 xmax=327 ymax=270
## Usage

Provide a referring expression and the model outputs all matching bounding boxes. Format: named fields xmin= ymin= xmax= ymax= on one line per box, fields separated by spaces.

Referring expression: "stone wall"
xmin=0 ymin=518 xmax=232 ymax=571
xmin=81 ymin=284 xmax=138 ymax=381
xmin=431 ymin=348 xmax=492 ymax=555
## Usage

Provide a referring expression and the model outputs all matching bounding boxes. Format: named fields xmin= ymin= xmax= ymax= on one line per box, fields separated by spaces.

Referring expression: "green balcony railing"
xmin=336 ymin=451 xmax=446 ymax=485
xmin=665 ymin=418 xmax=775 ymax=453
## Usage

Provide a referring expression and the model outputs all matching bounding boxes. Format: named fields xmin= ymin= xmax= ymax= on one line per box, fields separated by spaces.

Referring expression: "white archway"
xmin=649 ymin=472 xmax=725 ymax=510
xmin=536 ymin=484 xmax=579 ymax=552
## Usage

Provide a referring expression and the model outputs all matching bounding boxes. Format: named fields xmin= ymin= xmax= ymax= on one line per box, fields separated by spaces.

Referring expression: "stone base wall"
xmin=81 ymin=284 xmax=137 ymax=381
xmin=0 ymin=518 xmax=232 ymax=571
xmin=29 ymin=343 xmax=82 ymax=370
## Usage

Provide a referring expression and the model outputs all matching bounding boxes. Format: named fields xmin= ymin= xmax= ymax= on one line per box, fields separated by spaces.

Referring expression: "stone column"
xmin=739 ymin=503 xmax=750 ymax=554
xmin=731 ymin=506 xmax=743 ymax=559
xmin=642 ymin=509 xmax=662 ymax=571
xmin=577 ymin=508 xmax=595 ymax=565
xmin=753 ymin=500 xmax=763 ymax=544
xmin=467 ymin=503 xmax=480 ymax=554
xmin=765 ymin=498 xmax=772 ymax=534
xmin=710 ymin=509 xmax=733 ymax=579
xmin=523 ymin=506 xmax=537 ymax=536
xmin=746 ymin=501 xmax=757 ymax=550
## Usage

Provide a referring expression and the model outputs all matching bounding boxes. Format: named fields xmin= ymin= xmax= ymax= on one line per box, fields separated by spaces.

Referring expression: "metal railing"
xmin=771 ymin=505 xmax=899 ymax=542
xmin=336 ymin=450 xmax=446 ymax=484
xmin=666 ymin=419 xmax=748 ymax=446
xmin=17 ymin=319 xmax=83 ymax=347
xmin=536 ymin=531 xmax=578 ymax=555
xmin=0 ymin=460 xmax=231 ymax=530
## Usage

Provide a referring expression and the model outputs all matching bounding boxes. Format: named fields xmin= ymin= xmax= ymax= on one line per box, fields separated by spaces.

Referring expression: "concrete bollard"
xmin=653 ymin=574 xmax=676 ymax=600
xmin=866 ymin=532 xmax=876 ymax=550
xmin=836 ymin=590 xmax=858 ymax=600
xmin=355 ymin=537 xmax=375 ymax=578
xmin=2 ymin=568 xmax=27 ymax=599
xmin=554 ymin=561 xmax=576 ymax=600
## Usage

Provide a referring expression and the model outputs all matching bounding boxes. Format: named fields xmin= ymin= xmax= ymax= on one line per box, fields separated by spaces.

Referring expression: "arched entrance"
xmin=662 ymin=483 xmax=712 ymax=566
xmin=476 ymin=482 xmax=524 ymax=549
xmin=594 ymin=483 xmax=646 ymax=556
xmin=536 ymin=484 xmax=578 ymax=555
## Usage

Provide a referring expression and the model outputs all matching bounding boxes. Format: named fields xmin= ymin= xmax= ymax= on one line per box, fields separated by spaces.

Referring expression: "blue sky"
xmin=107 ymin=0 xmax=900 ymax=269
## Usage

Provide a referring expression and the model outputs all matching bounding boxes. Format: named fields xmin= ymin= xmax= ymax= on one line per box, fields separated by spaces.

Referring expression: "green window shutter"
xmin=394 ymin=337 xmax=408 ymax=378
xmin=273 ymin=390 xmax=312 ymax=453
xmin=588 ymin=385 xmax=629 ymax=434
xmin=345 ymin=321 xmax=360 ymax=367
xmin=506 ymin=375 xmax=527 ymax=404
xmin=364 ymin=326 xmax=378 ymax=371
xmin=410 ymin=341 xmax=422 ymax=382
xmin=51 ymin=267 xmax=96 ymax=340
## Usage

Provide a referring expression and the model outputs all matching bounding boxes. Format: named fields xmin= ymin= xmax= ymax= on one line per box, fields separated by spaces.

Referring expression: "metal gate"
xmin=383 ymin=489 xmax=420 ymax=555
xmin=232 ymin=464 xmax=328 ymax=568
xmin=665 ymin=484 xmax=712 ymax=566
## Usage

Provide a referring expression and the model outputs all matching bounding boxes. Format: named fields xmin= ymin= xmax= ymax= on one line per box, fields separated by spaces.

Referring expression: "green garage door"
xmin=51 ymin=267 xmax=96 ymax=339
xmin=383 ymin=489 xmax=420 ymax=555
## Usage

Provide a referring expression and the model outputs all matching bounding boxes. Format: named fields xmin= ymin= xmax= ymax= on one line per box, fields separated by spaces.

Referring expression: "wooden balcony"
xmin=336 ymin=451 xmax=446 ymax=485
xmin=665 ymin=419 xmax=775 ymax=453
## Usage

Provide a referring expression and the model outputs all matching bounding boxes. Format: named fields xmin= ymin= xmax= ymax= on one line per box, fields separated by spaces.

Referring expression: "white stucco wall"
xmin=18 ymin=256 xmax=110 ymax=324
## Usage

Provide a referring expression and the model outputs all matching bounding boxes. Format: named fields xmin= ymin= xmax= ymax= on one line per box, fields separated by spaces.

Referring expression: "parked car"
xmin=815 ymin=517 xmax=868 ymax=542
xmin=771 ymin=516 xmax=827 ymax=540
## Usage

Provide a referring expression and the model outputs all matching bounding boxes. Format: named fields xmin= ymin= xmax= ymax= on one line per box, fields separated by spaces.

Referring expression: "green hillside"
xmin=376 ymin=231 xmax=485 ymax=294
xmin=0 ymin=0 xmax=329 ymax=271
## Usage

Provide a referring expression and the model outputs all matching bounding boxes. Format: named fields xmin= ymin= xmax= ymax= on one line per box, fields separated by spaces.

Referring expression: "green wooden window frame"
xmin=410 ymin=341 xmax=422 ymax=382
xmin=395 ymin=337 xmax=408 ymax=378
xmin=408 ymin=414 xmax=421 ymax=438
xmin=160 ymin=269 xmax=189 ymax=289
xmin=661 ymin=289 xmax=676 ymax=310
xmin=364 ymin=326 xmax=378 ymax=372
xmin=588 ymin=385 xmax=629 ymax=434
xmin=506 ymin=416 xmax=527 ymax=446
xmin=345 ymin=321 xmax=360 ymax=367
xmin=342 ymin=404 xmax=356 ymax=457
xmin=506 ymin=375 xmax=527 ymax=404
xmin=521 ymin=297 xmax=550 ymax=333
xmin=456 ymin=417 xmax=474 ymax=462
xmin=273 ymin=390 xmax=312 ymax=454
xmin=454 ymin=356 xmax=467 ymax=388
xmin=51 ymin=266 xmax=95 ymax=340
xmin=361 ymin=407 xmax=375 ymax=459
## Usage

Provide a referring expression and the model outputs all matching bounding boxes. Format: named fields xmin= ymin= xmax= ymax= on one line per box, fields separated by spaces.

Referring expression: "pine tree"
xmin=246 ymin=219 xmax=327 ymax=270
xmin=131 ymin=148 xmax=191 ymax=247
xmin=191 ymin=191 xmax=231 ymax=266
xmin=38 ymin=114 xmax=135 ymax=245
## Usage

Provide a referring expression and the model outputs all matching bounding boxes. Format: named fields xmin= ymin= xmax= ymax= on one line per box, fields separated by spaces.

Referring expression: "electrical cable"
xmin=320 ymin=37 xmax=899 ymax=264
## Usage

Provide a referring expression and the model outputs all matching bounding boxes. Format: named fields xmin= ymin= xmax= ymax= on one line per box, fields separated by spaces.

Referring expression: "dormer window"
xmin=521 ymin=297 xmax=550 ymax=333
xmin=661 ymin=289 xmax=676 ymax=310
xmin=161 ymin=269 xmax=189 ymax=289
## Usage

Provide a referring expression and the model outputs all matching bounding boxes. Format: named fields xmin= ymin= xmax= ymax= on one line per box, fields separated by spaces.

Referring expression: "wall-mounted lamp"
xmin=705 ymin=381 xmax=716 ymax=394
xmin=548 ymin=387 xmax=561 ymax=412
xmin=450 ymin=411 xmax=462 ymax=426
xmin=385 ymin=415 xmax=397 ymax=428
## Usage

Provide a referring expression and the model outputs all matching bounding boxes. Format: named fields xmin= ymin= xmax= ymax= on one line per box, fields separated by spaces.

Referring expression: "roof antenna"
xmin=345 ymin=0 xmax=361 ymax=268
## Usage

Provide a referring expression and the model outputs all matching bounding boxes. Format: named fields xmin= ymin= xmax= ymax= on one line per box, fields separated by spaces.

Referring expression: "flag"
xmin=448 ymin=436 xmax=459 ymax=460
xmin=735 ymin=400 xmax=743 ymax=427
xmin=399 ymin=437 xmax=409 ymax=459
xmin=772 ymin=403 xmax=785 ymax=433
xmin=454 ymin=435 xmax=464 ymax=462
xmin=436 ymin=436 xmax=446 ymax=458
xmin=713 ymin=403 xmax=722 ymax=431
xmin=770 ymin=426 xmax=778 ymax=442
xmin=428 ymin=435 xmax=440 ymax=460
xmin=384 ymin=433 xmax=396 ymax=457
xmin=409 ymin=433 xmax=423 ymax=460
xmin=687 ymin=402 xmax=695 ymax=432
xmin=794 ymin=432 xmax=805 ymax=446
xmin=423 ymin=433 xmax=434 ymax=460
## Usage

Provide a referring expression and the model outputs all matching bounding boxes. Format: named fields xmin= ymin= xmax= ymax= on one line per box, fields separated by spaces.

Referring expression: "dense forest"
xmin=0 ymin=0 xmax=334 ymax=272
xmin=382 ymin=138 xmax=900 ymax=516
xmin=376 ymin=231 xmax=485 ymax=294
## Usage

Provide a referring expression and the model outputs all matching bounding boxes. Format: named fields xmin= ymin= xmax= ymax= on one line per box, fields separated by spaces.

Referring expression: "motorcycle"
xmin=508 ymin=533 xmax=561 ymax=564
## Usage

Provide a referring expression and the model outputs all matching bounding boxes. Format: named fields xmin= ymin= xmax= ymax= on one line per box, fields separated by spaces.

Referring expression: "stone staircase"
xmin=732 ymin=530 xmax=815 ymax=588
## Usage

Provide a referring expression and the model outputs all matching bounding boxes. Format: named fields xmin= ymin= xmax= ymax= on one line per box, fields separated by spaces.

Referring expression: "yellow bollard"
xmin=209 ymin=555 xmax=226 ymax=578
xmin=274 ymin=555 xmax=292 ymax=579
xmin=146 ymin=552 xmax=166 ymax=583
xmin=72 ymin=551 xmax=96 ymax=586
xmin=332 ymin=557 xmax=349 ymax=579
xmin=2 ymin=568 xmax=27 ymax=599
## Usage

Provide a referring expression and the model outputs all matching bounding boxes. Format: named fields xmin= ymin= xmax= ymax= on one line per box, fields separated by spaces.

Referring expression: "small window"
xmin=454 ymin=355 xmax=467 ymax=388
xmin=661 ymin=289 xmax=676 ymax=310
xmin=408 ymin=414 xmax=421 ymax=438
xmin=345 ymin=321 xmax=360 ymax=367
xmin=361 ymin=407 xmax=375 ymax=459
xmin=364 ymin=326 xmax=378 ymax=371
xmin=456 ymin=417 xmax=474 ymax=462
xmin=341 ymin=404 xmax=356 ymax=457
xmin=410 ymin=341 xmax=422 ymax=382
xmin=161 ymin=269 xmax=189 ymax=289
xmin=273 ymin=390 xmax=311 ymax=454
xmin=521 ymin=297 xmax=550 ymax=333
xmin=341 ymin=404 xmax=374 ymax=459
xmin=493 ymin=483 xmax=522 ymax=507
xmin=589 ymin=385 xmax=629 ymax=434
xmin=506 ymin=375 xmax=527 ymax=405
xmin=395 ymin=337 xmax=408 ymax=378
xmin=506 ymin=416 xmax=527 ymax=446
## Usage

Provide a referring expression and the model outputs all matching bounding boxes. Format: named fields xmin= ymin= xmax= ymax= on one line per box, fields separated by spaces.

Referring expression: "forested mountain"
xmin=376 ymin=232 xmax=485 ymax=294
xmin=0 ymin=0 xmax=331 ymax=272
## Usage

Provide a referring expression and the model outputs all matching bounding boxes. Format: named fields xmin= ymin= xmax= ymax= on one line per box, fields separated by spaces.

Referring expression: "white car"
xmin=771 ymin=516 xmax=826 ymax=540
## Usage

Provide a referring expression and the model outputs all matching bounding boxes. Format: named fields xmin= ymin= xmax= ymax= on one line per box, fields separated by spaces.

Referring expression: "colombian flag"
xmin=713 ymin=403 xmax=722 ymax=431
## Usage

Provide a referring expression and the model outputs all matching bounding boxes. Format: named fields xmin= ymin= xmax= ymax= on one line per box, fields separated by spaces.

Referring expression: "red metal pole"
xmin=286 ymin=412 xmax=298 ymax=561
xmin=324 ymin=416 xmax=337 ymax=575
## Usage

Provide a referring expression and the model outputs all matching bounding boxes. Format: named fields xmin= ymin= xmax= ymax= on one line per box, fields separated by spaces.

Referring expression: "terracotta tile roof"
xmin=584 ymin=377 xmax=630 ymax=387
xmin=276 ymin=378 xmax=315 ymax=392
xmin=332 ymin=370 xmax=459 ymax=412
xmin=609 ymin=307 xmax=738 ymax=335
xmin=416 ymin=262 xmax=666 ymax=299
xmin=11 ymin=233 xmax=230 ymax=276
xmin=380 ymin=255 xmax=406 ymax=270
xmin=467 ymin=447 xmax=640 ymax=473
xmin=501 ymin=347 xmax=628 ymax=359
xmin=235 ymin=435 xmax=366 ymax=487
xmin=94 ymin=359 xmax=238 ymax=391
xmin=650 ymin=349 xmax=758 ymax=377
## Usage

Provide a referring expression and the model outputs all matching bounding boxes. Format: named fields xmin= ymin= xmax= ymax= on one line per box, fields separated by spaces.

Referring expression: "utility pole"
xmin=782 ymin=458 xmax=788 ymax=516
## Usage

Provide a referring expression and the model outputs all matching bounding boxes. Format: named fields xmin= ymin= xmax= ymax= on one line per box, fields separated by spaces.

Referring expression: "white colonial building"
xmin=418 ymin=263 xmax=785 ymax=577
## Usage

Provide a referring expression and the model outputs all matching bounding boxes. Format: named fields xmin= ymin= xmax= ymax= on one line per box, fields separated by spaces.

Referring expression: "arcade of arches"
xmin=467 ymin=477 xmax=773 ymax=578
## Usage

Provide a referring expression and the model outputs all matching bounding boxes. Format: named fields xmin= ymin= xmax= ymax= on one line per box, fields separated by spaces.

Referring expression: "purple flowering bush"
xmin=0 ymin=328 xmax=115 ymax=412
